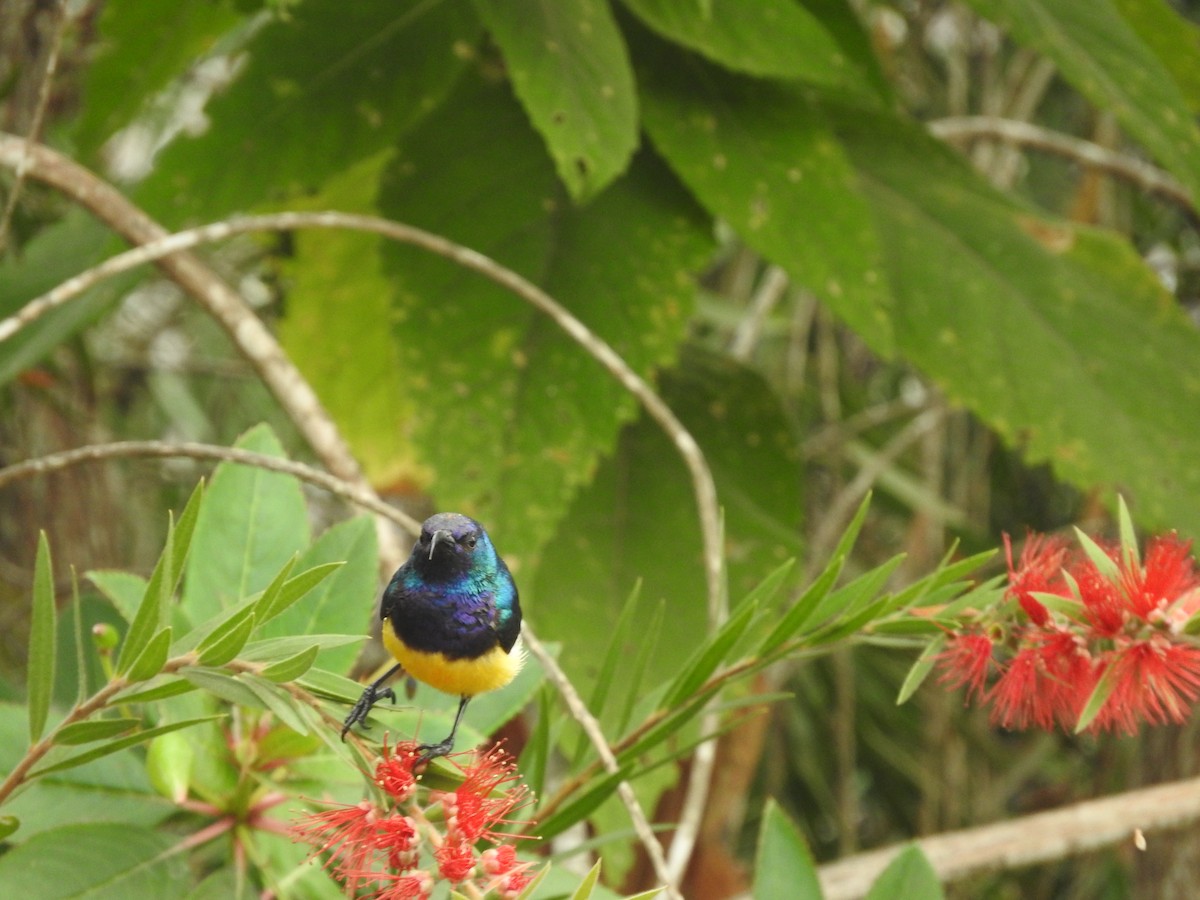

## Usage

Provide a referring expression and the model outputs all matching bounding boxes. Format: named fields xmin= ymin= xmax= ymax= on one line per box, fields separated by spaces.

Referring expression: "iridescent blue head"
xmin=409 ymin=512 xmax=495 ymax=582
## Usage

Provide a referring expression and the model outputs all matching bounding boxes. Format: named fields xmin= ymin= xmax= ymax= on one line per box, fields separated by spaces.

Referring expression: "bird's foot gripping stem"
xmin=341 ymin=666 xmax=402 ymax=740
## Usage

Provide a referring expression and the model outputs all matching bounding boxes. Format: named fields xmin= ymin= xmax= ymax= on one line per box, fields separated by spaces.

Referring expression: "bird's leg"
xmin=417 ymin=695 xmax=471 ymax=762
xmin=341 ymin=663 xmax=404 ymax=740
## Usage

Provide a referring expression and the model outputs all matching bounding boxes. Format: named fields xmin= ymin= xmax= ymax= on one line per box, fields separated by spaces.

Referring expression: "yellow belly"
xmin=382 ymin=619 xmax=523 ymax=697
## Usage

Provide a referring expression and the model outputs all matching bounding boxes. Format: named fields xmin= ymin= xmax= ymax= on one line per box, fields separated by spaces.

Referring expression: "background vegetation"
xmin=1 ymin=0 xmax=1199 ymax=897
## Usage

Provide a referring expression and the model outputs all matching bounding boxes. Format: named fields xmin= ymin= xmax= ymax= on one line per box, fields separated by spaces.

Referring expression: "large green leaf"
xmin=377 ymin=71 xmax=713 ymax=566
xmin=0 ymin=823 xmax=188 ymax=897
xmin=964 ymin=0 xmax=1200 ymax=203
xmin=472 ymin=0 xmax=638 ymax=200
xmin=252 ymin=515 xmax=377 ymax=674
xmin=276 ymin=153 xmax=415 ymax=484
xmin=182 ymin=424 xmax=309 ymax=624
xmin=634 ymin=25 xmax=892 ymax=353
xmin=532 ymin=346 xmax=803 ymax=693
xmin=1112 ymin=0 xmax=1200 ymax=113
xmin=620 ymin=0 xmax=860 ymax=86
xmin=827 ymin=102 xmax=1200 ymax=538
xmin=753 ymin=799 xmax=822 ymax=900
xmin=139 ymin=0 xmax=480 ymax=222
xmin=74 ymin=1 xmax=245 ymax=159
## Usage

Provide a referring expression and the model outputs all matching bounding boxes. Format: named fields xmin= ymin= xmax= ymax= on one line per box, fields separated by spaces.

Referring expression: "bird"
xmin=341 ymin=512 xmax=524 ymax=761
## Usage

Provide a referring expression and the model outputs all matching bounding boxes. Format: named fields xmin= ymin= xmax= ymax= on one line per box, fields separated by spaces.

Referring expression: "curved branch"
xmin=0 ymin=440 xmax=422 ymax=536
xmin=928 ymin=116 xmax=1195 ymax=213
xmin=817 ymin=773 xmax=1200 ymax=898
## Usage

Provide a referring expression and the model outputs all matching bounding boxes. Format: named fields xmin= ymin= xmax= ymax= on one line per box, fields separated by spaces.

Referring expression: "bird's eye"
xmin=465 ymin=536 xmax=477 ymax=549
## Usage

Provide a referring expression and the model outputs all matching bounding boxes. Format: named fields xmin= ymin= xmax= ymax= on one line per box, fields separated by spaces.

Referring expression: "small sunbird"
xmin=341 ymin=512 xmax=524 ymax=761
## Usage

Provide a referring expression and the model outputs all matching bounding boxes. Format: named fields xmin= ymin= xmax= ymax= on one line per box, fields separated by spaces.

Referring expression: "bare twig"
xmin=817 ymin=774 xmax=1200 ymax=899
xmin=929 ymin=116 xmax=1195 ymax=212
xmin=0 ymin=1 xmax=69 ymax=253
xmin=523 ymin=629 xmax=683 ymax=900
xmin=0 ymin=440 xmax=422 ymax=537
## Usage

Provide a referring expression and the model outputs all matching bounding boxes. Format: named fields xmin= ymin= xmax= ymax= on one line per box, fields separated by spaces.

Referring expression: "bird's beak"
xmin=429 ymin=529 xmax=453 ymax=560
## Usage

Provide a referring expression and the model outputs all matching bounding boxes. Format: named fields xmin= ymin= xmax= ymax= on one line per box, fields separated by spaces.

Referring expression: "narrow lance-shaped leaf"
xmin=568 ymin=859 xmax=603 ymax=900
xmin=69 ymin=569 xmax=87 ymax=704
xmin=196 ymin=608 xmax=257 ymax=667
xmin=116 ymin=514 xmax=176 ymax=674
xmin=572 ymin=581 xmax=642 ymax=765
xmin=54 ymin=718 xmax=141 ymax=745
xmin=254 ymin=561 xmax=344 ymax=627
xmin=1074 ymin=528 xmax=1123 ymax=583
xmin=897 ymin=635 xmax=947 ymax=705
xmin=1075 ymin=662 xmax=1122 ymax=733
xmin=29 ymin=715 xmax=225 ymax=778
xmin=663 ymin=596 xmax=760 ymax=709
xmin=28 ymin=531 xmax=56 ymax=743
xmin=125 ymin=627 xmax=173 ymax=683
xmin=259 ymin=644 xmax=320 ymax=683
xmin=1117 ymin=494 xmax=1140 ymax=569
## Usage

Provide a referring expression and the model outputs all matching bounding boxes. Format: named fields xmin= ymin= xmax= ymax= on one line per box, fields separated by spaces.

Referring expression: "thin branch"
xmin=522 ymin=629 xmax=682 ymax=900
xmin=817 ymin=774 xmax=1200 ymax=899
xmin=0 ymin=133 xmax=404 ymax=571
xmin=929 ymin=116 xmax=1195 ymax=212
xmin=0 ymin=1 xmax=69 ymax=253
xmin=0 ymin=439 xmax=422 ymax=537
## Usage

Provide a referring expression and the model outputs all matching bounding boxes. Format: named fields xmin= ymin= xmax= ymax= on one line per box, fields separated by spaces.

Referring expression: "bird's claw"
xmin=416 ymin=736 xmax=455 ymax=763
xmin=340 ymin=683 xmax=397 ymax=740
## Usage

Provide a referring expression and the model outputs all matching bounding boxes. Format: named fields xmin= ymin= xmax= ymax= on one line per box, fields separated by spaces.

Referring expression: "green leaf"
xmin=54 ymin=718 xmax=141 ymax=746
xmin=663 ymin=596 xmax=759 ymax=708
xmin=259 ymin=645 xmax=320 ymax=683
xmin=125 ymin=627 xmax=173 ymax=683
xmin=239 ymin=634 xmax=365 ymax=664
xmin=252 ymin=514 xmax=374 ymax=674
xmin=1074 ymin=528 xmax=1123 ymax=583
xmin=866 ymin=845 xmax=943 ymax=900
xmin=139 ymin=0 xmax=480 ymax=222
xmin=621 ymin=0 xmax=860 ymax=85
xmin=1112 ymin=0 xmax=1200 ymax=113
xmin=828 ymin=100 xmax=1200 ymax=540
xmin=1116 ymin=495 xmax=1140 ymax=569
xmin=378 ymin=71 xmax=713 ymax=565
xmin=896 ymin=635 xmax=946 ymax=705
xmin=634 ymin=25 xmax=892 ymax=353
xmin=0 ymin=817 xmax=17 ymax=841
xmin=572 ymin=582 xmax=643 ymax=765
xmin=28 ymin=532 xmax=56 ymax=743
xmin=75 ymin=2 xmax=245 ymax=157
xmin=963 ymin=0 xmax=1200 ymax=203
xmin=29 ymin=715 xmax=224 ymax=778
xmin=181 ymin=668 xmax=267 ymax=710
xmin=183 ymin=424 xmax=309 ymax=625
xmin=196 ymin=607 xmax=257 ymax=667
xmin=237 ymin=674 xmax=313 ymax=735
xmin=117 ymin=512 xmax=180 ymax=675
xmin=536 ymin=767 xmax=635 ymax=841
xmin=114 ymin=678 xmax=196 ymax=705
xmin=0 ymin=823 xmax=188 ymax=897
xmin=569 ymin=859 xmax=603 ymax=899
xmin=1075 ymin=662 xmax=1121 ymax=733
xmin=753 ymin=799 xmax=822 ymax=900
xmin=472 ymin=0 xmax=638 ymax=200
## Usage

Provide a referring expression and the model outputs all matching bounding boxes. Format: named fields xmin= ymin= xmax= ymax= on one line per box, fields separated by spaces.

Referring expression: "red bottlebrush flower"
xmin=376 ymin=739 xmax=421 ymax=803
xmin=445 ymin=745 xmax=531 ymax=844
xmin=481 ymin=844 xmax=518 ymax=876
xmin=376 ymin=870 xmax=434 ymax=900
xmin=500 ymin=869 xmax=534 ymax=899
xmin=377 ymin=814 xmax=419 ymax=873
xmin=1074 ymin=553 xmax=1126 ymax=637
xmin=987 ymin=630 xmax=1094 ymax=730
xmin=1005 ymin=532 xmax=1069 ymax=626
xmin=435 ymin=835 xmax=476 ymax=883
xmin=291 ymin=800 xmax=381 ymax=893
xmin=1090 ymin=639 xmax=1200 ymax=734
xmin=1122 ymin=536 xmax=1200 ymax=622
xmin=937 ymin=632 xmax=994 ymax=700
